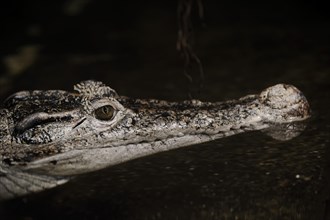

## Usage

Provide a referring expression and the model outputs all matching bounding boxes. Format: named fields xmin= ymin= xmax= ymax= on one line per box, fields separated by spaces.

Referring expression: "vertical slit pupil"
xmin=95 ymin=105 xmax=115 ymax=120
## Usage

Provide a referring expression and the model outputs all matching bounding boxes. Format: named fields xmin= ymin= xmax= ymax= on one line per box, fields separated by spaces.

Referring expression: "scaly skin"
xmin=0 ymin=81 xmax=310 ymax=199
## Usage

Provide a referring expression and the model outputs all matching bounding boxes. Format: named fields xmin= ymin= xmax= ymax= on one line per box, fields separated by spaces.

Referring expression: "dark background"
xmin=0 ymin=0 xmax=330 ymax=219
xmin=1 ymin=0 xmax=329 ymax=100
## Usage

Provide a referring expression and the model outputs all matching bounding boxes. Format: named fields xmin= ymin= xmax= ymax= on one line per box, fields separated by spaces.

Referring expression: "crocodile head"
xmin=0 ymin=81 xmax=310 ymax=176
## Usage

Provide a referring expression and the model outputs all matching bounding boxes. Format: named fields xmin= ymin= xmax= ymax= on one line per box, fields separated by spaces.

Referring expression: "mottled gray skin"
xmin=0 ymin=81 xmax=310 ymax=200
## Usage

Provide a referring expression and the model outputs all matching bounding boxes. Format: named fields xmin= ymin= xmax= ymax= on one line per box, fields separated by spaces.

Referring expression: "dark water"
xmin=1 ymin=1 xmax=330 ymax=219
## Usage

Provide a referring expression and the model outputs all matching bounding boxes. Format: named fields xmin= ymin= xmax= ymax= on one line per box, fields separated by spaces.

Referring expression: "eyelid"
xmin=90 ymin=98 xmax=125 ymax=112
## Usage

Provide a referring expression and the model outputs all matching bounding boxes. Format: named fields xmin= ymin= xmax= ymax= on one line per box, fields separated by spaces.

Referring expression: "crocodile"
xmin=0 ymin=81 xmax=310 ymax=200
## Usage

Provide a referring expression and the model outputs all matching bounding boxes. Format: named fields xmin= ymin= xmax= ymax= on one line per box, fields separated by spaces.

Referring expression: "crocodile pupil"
xmin=94 ymin=105 xmax=115 ymax=121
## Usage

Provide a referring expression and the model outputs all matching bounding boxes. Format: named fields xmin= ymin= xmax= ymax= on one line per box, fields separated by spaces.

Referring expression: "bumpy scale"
xmin=0 ymin=81 xmax=310 ymax=200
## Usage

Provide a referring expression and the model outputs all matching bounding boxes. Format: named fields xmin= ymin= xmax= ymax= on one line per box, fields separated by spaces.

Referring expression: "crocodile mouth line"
xmin=0 ymin=81 xmax=311 ymax=200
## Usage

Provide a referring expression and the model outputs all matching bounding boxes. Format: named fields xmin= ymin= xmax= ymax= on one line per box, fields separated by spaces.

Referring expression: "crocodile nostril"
xmin=259 ymin=84 xmax=311 ymax=121
xmin=259 ymin=84 xmax=307 ymax=108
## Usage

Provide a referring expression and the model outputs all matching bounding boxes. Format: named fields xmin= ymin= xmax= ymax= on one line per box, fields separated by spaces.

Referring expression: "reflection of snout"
xmin=259 ymin=84 xmax=311 ymax=121
xmin=262 ymin=121 xmax=308 ymax=141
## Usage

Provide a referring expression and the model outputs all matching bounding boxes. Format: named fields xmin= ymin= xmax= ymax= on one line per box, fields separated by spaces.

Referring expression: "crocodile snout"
xmin=259 ymin=84 xmax=311 ymax=121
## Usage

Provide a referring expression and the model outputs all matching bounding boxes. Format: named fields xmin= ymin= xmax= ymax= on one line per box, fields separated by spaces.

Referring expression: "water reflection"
xmin=262 ymin=120 xmax=308 ymax=141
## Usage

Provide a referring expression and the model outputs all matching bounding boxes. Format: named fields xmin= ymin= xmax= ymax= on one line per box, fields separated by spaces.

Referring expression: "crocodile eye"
xmin=94 ymin=105 xmax=115 ymax=121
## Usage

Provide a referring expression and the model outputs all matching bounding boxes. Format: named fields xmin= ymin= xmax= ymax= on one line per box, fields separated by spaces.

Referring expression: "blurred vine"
xmin=177 ymin=0 xmax=205 ymax=98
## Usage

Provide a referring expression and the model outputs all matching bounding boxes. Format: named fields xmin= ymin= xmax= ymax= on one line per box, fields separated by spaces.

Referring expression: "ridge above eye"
xmin=14 ymin=112 xmax=50 ymax=134
xmin=94 ymin=105 xmax=115 ymax=121
xmin=14 ymin=112 xmax=73 ymax=134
